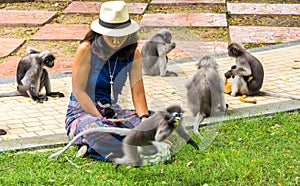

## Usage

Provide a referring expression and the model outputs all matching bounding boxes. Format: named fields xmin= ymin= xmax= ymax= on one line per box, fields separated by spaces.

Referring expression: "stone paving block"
xmin=138 ymin=41 xmax=228 ymax=58
xmin=229 ymin=26 xmax=300 ymax=44
xmin=31 ymin=24 xmax=90 ymax=41
xmin=19 ymin=132 xmax=38 ymax=139
xmin=0 ymin=56 xmax=73 ymax=78
xmin=63 ymin=2 xmax=148 ymax=15
xmin=0 ymin=10 xmax=57 ymax=27
xmin=227 ymin=3 xmax=300 ymax=15
xmin=151 ymin=0 xmax=225 ymax=4
xmin=0 ymin=39 xmax=25 ymax=58
xmin=140 ymin=13 xmax=227 ymax=27
xmin=171 ymin=41 xmax=228 ymax=58
xmin=36 ymin=0 xmax=72 ymax=2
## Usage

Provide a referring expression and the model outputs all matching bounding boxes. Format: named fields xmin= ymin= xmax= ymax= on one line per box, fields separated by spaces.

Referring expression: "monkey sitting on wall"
xmin=0 ymin=48 xmax=64 ymax=103
xmin=141 ymin=30 xmax=177 ymax=77
xmin=185 ymin=55 xmax=227 ymax=134
xmin=49 ymin=105 xmax=199 ymax=167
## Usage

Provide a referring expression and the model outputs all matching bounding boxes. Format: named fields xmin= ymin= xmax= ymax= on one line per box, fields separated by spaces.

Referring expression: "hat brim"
xmin=91 ymin=19 xmax=140 ymax=37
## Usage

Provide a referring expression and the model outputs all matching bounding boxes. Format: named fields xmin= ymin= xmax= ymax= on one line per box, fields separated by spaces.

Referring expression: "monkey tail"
xmin=239 ymin=95 xmax=257 ymax=104
xmin=258 ymin=91 xmax=300 ymax=100
xmin=49 ymin=127 xmax=131 ymax=158
xmin=0 ymin=90 xmax=22 ymax=97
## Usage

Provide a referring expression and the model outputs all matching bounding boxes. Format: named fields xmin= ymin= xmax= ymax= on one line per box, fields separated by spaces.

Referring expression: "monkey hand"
xmin=224 ymin=70 xmax=233 ymax=79
xmin=187 ymin=139 xmax=199 ymax=150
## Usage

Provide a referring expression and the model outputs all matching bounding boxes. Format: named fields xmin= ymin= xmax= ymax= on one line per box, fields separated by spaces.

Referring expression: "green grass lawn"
xmin=0 ymin=111 xmax=299 ymax=185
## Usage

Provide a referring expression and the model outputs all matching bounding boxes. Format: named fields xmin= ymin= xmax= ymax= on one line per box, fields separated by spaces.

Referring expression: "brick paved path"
xmin=0 ymin=0 xmax=300 ymax=151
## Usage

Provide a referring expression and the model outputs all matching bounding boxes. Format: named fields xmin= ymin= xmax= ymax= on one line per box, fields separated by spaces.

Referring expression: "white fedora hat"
xmin=91 ymin=1 xmax=140 ymax=37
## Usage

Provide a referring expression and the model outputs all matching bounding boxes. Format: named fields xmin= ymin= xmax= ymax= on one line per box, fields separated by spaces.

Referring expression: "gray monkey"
xmin=114 ymin=104 xmax=198 ymax=167
xmin=224 ymin=42 xmax=264 ymax=96
xmin=225 ymin=42 xmax=300 ymax=100
xmin=141 ymin=30 xmax=177 ymax=77
xmin=0 ymin=48 xmax=64 ymax=103
xmin=49 ymin=105 xmax=199 ymax=167
xmin=186 ymin=55 xmax=227 ymax=134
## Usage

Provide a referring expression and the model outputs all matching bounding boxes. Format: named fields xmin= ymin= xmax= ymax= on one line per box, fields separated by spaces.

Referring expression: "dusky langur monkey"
xmin=49 ymin=105 xmax=199 ymax=167
xmin=185 ymin=55 xmax=227 ymax=134
xmin=224 ymin=42 xmax=300 ymax=102
xmin=113 ymin=104 xmax=198 ymax=167
xmin=141 ymin=30 xmax=177 ymax=77
xmin=0 ymin=48 xmax=64 ymax=103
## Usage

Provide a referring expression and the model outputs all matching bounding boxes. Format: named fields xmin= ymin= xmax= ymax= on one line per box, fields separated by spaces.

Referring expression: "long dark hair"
xmin=81 ymin=29 xmax=138 ymax=60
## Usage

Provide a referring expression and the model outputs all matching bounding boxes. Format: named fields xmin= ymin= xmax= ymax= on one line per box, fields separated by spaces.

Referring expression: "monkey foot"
xmin=0 ymin=129 xmax=7 ymax=135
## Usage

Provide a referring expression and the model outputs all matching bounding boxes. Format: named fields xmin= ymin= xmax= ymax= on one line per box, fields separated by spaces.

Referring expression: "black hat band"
xmin=99 ymin=19 xmax=131 ymax=29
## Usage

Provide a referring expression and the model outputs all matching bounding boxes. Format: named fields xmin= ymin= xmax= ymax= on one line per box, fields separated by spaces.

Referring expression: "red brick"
xmin=0 ymin=56 xmax=19 ymax=78
xmin=140 ymin=13 xmax=227 ymax=27
xmin=0 ymin=57 xmax=72 ymax=78
xmin=151 ymin=0 xmax=225 ymax=5
xmin=227 ymin=3 xmax=300 ymax=15
xmin=138 ymin=41 xmax=227 ymax=59
xmin=63 ymin=2 xmax=148 ymax=15
xmin=31 ymin=24 xmax=90 ymax=41
xmin=0 ymin=10 xmax=57 ymax=27
xmin=0 ymin=38 xmax=25 ymax=58
xmin=229 ymin=26 xmax=300 ymax=43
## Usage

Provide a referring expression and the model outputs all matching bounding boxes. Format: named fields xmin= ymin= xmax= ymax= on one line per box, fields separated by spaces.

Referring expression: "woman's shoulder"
xmin=77 ymin=41 xmax=91 ymax=52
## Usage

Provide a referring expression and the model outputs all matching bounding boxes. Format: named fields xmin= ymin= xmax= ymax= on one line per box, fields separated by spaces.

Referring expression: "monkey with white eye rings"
xmin=49 ymin=105 xmax=199 ymax=167
xmin=0 ymin=48 xmax=65 ymax=103
xmin=224 ymin=42 xmax=300 ymax=101
xmin=185 ymin=55 xmax=227 ymax=134
xmin=224 ymin=42 xmax=264 ymax=97
xmin=141 ymin=30 xmax=177 ymax=77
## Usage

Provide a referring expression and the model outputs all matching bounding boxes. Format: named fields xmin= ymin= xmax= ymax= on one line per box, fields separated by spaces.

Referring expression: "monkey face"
xmin=228 ymin=43 xmax=244 ymax=57
xmin=162 ymin=31 xmax=172 ymax=44
xmin=44 ymin=55 xmax=55 ymax=68
xmin=171 ymin=111 xmax=182 ymax=125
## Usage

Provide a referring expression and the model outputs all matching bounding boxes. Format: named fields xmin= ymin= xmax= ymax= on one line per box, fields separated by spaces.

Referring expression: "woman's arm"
xmin=72 ymin=41 xmax=102 ymax=117
xmin=129 ymin=50 xmax=149 ymax=118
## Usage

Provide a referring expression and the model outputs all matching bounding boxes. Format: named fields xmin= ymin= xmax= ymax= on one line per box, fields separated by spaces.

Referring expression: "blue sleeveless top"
xmin=70 ymin=52 xmax=134 ymax=105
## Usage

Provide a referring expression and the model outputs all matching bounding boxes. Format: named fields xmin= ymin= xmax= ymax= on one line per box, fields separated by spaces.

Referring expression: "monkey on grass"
xmin=0 ymin=48 xmax=65 ymax=103
xmin=224 ymin=42 xmax=300 ymax=103
xmin=49 ymin=105 xmax=199 ymax=167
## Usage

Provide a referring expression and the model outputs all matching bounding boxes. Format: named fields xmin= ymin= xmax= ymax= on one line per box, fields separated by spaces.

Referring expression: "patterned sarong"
xmin=65 ymin=100 xmax=171 ymax=163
